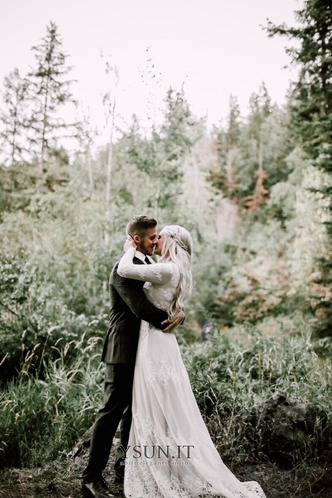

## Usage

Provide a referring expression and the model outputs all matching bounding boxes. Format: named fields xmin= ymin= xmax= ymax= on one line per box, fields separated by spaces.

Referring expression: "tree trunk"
xmin=226 ymin=142 xmax=235 ymax=191
xmin=105 ymin=99 xmax=116 ymax=207
xmin=104 ymin=99 xmax=116 ymax=247
xmin=10 ymin=89 xmax=19 ymax=167
xmin=87 ymin=157 xmax=94 ymax=193
xmin=245 ymin=142 xmax=269 ymax=210
xmin=39 ymin=77 xmax=50 ymax=173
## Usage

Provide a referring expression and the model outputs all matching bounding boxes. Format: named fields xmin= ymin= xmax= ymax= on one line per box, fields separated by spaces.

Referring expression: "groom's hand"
xmin=161 ymin=310 xmax=185 ymax=333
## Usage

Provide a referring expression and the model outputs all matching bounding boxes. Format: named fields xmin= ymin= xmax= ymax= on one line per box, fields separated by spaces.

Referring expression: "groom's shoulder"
xmin=109 ymin=256 xmax=143 ymax=283
xmin=111 ymin=255 xmax=143 ymax=269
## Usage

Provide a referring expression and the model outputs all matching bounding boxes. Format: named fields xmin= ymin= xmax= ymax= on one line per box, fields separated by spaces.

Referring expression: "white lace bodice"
xmin=117 ymin=247 xmax=180 ymax=312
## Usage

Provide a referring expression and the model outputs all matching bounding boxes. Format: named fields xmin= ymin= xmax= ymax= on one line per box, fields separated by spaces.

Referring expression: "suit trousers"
xmin=82 ymin=363 xmax=135 ymax=482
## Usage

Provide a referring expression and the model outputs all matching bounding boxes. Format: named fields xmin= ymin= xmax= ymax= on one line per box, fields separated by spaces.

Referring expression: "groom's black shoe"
xmin=82 ymin=476 xmax=115 ymax=498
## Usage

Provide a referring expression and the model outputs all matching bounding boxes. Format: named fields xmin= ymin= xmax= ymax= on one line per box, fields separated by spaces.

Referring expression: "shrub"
xmin=0 ymin=344 xmax=104 ymax=468
xmin=182 ymin=324 xmax=332 ymax=465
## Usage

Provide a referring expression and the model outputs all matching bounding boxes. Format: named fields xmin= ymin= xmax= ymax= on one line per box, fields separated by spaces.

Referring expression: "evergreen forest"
xmin=0 ymin=1 xmax=331 ymax=496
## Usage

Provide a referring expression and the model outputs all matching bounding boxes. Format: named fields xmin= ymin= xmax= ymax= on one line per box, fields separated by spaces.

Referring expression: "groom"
xmin=82 ymin=215 xmax=184 ymax=498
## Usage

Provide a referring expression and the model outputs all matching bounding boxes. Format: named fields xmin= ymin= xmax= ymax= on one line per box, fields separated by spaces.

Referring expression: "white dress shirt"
xmin=134 ymin=250 xmax=153 ymax=264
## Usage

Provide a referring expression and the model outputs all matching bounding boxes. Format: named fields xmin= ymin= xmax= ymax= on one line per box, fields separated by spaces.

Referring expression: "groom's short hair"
xmin=127 ymin=215 xmax=157 ymax=237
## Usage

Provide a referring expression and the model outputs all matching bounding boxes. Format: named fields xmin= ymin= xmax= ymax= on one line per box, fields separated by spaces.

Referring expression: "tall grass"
xmin=0 ymin=342 xmax=104 ymax=468
xmin=182 ymin=323 xmax=332 ymax=465
xmin=0 ymin=322 xmax=331 ymax=469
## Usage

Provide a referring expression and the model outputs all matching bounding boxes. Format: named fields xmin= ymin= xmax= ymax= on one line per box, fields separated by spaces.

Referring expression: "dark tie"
xmin=145 ymin=256 xmax=151 ymax=264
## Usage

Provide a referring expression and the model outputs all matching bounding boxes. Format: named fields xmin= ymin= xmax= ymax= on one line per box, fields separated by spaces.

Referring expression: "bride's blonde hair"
xmin=158 ymin=225 xmax=193 ymax=319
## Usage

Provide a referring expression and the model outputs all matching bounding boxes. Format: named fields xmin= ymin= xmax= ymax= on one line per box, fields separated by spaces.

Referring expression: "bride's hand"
xmin=124 ymin=237 xmax=137 ymax=252
xmin=162 ymin=309 xmax=185 ymax=333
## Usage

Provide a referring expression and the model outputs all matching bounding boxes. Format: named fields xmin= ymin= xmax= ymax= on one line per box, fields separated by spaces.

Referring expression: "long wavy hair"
xmin=158 ymin=225 xmax=193 ymax=318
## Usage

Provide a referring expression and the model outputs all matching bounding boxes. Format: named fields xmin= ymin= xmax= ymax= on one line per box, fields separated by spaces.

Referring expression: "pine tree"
xmin=207 ymin=95 xmax=242 ymax=199
xmin=102 ymin=57 xmax=119 ymax=209
xmin=28 ymin=21 xmax=76 ymax=172
xmin=247 ymin=83 xmax=272 ymax=145
xmin=116 ymin=87 xmax=199 ymax=221
xmin=0 ymin=68 xmax=29 ymax=166
xmin=266 ymin=0 xmax=332 ymax=336
xmin=245 ymin=84 xmax=272 ymax=210
xmin=160 ymin=87 xmax=195 ymax=160
xmin=156 ymin=87 xmax=199 ymax=219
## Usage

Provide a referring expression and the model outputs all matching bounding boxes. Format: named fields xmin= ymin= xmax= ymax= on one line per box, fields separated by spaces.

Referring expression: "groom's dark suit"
xmin=83 ymin=253 xmax=168 ymax=483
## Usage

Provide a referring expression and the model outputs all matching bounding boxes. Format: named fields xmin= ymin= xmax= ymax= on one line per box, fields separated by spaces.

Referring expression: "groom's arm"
xmin=111 ymin=264 xmax=169 ymax=329
xmin=111 ymin=265 xmax=184 ymax=332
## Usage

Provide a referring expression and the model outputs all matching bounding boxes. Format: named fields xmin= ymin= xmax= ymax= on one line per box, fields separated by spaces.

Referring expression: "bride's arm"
xmin=117 ymin=247 xmax=173 ymax=284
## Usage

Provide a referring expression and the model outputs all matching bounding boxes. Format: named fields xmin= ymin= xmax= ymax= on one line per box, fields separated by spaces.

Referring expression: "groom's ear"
xmin=133 ymin=234 xmax=141 ymax=245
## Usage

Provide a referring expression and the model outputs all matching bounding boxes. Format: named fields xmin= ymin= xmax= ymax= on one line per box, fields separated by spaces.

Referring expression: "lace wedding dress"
xmin=117 ymin=248 xmax=266 ymax=498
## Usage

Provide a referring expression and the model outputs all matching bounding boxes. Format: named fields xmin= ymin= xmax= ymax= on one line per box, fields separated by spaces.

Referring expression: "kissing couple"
xmin=82 ymin=215 xmax=266 ymax=498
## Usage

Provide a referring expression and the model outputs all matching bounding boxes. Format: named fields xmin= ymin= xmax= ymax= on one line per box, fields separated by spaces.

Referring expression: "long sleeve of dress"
xmin=110 ymin=264 xmax=168 ymax=328
xmin=117 ymin=247 xmax=174 ymax=284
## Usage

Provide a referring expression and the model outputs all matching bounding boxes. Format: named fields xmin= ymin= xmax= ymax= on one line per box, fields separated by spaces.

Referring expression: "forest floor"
xmin=0 ymin=439 xmax=331 ymax=498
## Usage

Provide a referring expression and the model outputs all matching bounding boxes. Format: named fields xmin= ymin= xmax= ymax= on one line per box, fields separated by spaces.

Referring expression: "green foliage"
xmin=208 ymin=89 xmax=294 ymax=204
xmin=0 ymin=163 xmax=128 ymax=380
xmin=0 ymin=16 xmax=331 ymax=474
xmin=28 ymin=21 xmax=77 ymax=170
xmin=195 ymin=215 xmax=310 ymax=327
xmin=114 ymin=87 xmax=201 ymax=219
xmin=267 ymin=181 xmax=297 ymax=226
xmin=160 ymin=87 xmax=198 ymax=159
xmin=0 ymin=68 xmax=30 ymax=166
xmin=0 ymin=22 xmax=78 ymax=172
xmin=1 ymin=325 xmax=330 ymax=469
xmin=266 ymin=0 xmax=332 ymax=337
xmin=0 ymin=349 xmax=104 ymax=468
xmin=0 ymin=256 xmax=106 ymax=382
xmin=183 ymin=325 xmax=332 ymax=464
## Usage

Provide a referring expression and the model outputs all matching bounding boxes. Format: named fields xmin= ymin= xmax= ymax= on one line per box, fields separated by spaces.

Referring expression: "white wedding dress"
xmin=117 ymin=248 xmax=266 ymax=498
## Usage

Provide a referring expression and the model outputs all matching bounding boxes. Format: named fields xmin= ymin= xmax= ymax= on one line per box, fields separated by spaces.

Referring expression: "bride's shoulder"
xmin=165 ymin=261 xmax=180 ymax=279
xmin=156 ymin=260 xmax=180 ymax=277
xmin=158 ymin=260 xmax=179 ymax=270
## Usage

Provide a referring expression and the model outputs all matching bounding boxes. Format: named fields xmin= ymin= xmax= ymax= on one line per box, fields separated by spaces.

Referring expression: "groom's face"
xmin=134 ymin=226 xmax=157 ymax=255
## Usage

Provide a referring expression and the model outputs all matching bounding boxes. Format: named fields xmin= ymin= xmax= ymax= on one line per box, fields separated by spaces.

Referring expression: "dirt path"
xmin=0 ymin=443 xmax=331 ymax=497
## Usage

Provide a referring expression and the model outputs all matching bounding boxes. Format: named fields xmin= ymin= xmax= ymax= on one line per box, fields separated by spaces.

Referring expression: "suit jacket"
xmin=101 ymin=256 xmax=168 ymax=364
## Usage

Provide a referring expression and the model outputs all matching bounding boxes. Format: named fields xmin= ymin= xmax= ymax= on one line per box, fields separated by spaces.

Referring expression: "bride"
xmin=117 ymin=225 xmax=266 ymax=498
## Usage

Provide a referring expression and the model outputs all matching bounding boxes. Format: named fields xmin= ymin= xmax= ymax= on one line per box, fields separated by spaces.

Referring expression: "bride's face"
xmin=153 ymin=232 xmax=165 ymax=256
